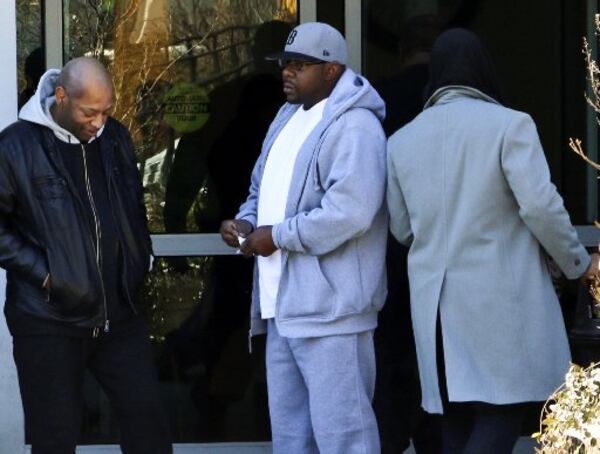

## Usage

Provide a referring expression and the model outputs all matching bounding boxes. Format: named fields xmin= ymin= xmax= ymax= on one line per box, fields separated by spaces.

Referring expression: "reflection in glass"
xmin=364 ymin=2 xmax=591 ymax=452
xmin=363 ymin=5 xmax=447 ymax=453
xmin=61 ymin=0 xmax=298 ymax=444
xmin=363 ymin=0 xmax=590 ymax=222
xmin=63 ymin=0 xmax=297 ymax=233
xmin=16 ymin=0 xmax=44 ymax=109
xmin=80 ymin=256 xmax=268 ymax=443
xmin=317 ymin=0 xmax=345 ymax=36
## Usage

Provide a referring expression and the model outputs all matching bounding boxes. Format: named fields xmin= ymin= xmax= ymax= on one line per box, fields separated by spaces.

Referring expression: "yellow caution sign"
xmin=163 ymin=83 xmax=210 ymax=132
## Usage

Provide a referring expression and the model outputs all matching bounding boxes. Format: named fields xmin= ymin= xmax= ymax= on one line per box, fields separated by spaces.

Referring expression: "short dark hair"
xmin=57 ymin=57 xmax=113 ymax=99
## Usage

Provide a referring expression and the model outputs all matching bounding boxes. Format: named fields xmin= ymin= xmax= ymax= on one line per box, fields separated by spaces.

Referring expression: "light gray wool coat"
xmin=386 ymin=86 xmax=589 ymax=414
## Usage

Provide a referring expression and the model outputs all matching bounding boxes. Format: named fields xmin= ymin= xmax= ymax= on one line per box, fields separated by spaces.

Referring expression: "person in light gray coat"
xmin=220 ymin=23 xmax=387 ymax=453
xmin=386 ymin=29 xmax=599 ymax=454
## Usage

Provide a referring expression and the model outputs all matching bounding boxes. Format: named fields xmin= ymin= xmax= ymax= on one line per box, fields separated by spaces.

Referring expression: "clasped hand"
xmin=219 ymin=220 xmax=277 ymax=258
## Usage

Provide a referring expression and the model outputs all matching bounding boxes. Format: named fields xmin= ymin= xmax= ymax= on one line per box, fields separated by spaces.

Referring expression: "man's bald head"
xmin=51 ymin=57 xmax=115 ymax=142
xmin=57 ymin=57 xmax=113 ymax=99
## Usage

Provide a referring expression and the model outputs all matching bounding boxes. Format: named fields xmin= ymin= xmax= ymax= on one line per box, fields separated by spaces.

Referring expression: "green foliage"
xmin=141 ymin=257 xmax=212 ymax=342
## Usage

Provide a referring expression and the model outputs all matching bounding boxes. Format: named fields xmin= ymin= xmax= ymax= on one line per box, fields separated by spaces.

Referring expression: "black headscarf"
xmin=424 ymin=28 xmax=505 ymax=105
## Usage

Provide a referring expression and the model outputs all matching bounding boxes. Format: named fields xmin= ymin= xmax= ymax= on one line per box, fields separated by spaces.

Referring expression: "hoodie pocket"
xmin=310 ymin=133 xmax=330 ymax=192
xmin=278 ymin=254 xmax=336 ymax=320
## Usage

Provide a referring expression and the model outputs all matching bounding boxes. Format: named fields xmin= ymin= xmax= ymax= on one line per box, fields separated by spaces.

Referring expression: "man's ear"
xmin=323 ymin=63 xmax=343 ymax=81
xmin=55 ymin=86 xmax=67 ymax=106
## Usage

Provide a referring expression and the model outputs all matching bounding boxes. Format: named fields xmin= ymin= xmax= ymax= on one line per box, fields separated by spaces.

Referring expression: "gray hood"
xmin=323 ymin=68 xmax=386 ymax=123
xmin=19 ymin=69 xmax=104 ymax=144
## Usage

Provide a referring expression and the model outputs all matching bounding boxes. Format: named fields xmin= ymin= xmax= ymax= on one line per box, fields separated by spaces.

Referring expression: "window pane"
xmin=63 ymin=0 xmax=298 ymax=233
xmin=363 ymin=0 xmax=591 ymax=224
xmin=17 ymin=0 xmax=45 ymax=110
xmin=61 ymin=1 xmax=298 ymax=444
xmin=80 ymin=255 xmax=268 ymax=444
xmin=317 ymin=0 xmax=345 ymax=35
xmin=363 ymin=1 xmax=591 ymax=451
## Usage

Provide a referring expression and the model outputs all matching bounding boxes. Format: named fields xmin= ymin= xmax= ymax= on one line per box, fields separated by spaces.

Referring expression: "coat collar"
xmin=423 ymin=85 xmax=500 ymax=110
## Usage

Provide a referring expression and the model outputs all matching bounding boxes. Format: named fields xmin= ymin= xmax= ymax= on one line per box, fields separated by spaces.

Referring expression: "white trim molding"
xmin=44 ymin=0 xmax=63 ymax=69
xmin=0 ymin=5 xmax=18 ymax=130
xmin=345 ymin=0 xmax=362 ymax=72
xmin=0 ymin=2 xmax=25 ymax=454
xmin=300 ymin=0 xmax=317 ymax=23
xmin=26 ymin=442 xmax=272 ymax=453
xmin=151 ymin=234 xmax=237 ymax=256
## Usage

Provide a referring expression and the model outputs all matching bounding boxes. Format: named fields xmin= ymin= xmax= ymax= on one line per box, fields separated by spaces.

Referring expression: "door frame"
xmin=5 ymin=0 xmax=600 ymax=453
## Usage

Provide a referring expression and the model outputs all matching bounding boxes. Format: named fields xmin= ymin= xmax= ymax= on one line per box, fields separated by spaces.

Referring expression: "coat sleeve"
xmin=114 ymin=122 xmax=153 ymax=270
xmin=271 ymin=121 xmax=387 ymax=256
xmin=0 ymin=143 xmax=48 ymax=286
xmin=235 ymin=155 xmax=263 ymax=229
xmin=501 ymin=113 xmax=589 ymax=279
xmin=386 ymin=142 xmax=413 ymax=246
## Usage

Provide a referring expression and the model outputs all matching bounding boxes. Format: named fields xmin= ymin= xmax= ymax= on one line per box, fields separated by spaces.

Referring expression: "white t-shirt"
xmin=257 ymin=99 xmax=327 ymax=319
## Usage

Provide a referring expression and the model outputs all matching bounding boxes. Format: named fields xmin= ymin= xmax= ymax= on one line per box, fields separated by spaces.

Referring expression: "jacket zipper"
xmin=82 ymin=144 xmax=110 ymax=336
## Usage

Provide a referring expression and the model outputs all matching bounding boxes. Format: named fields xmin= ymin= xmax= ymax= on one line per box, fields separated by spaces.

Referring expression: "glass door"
xmin=62 ymin=0 xmax=296 ymax=447
xmin=361 ymin=0 xmax=598 ymax=232
xmin=37 ymin=0 xmax=315 ymax=451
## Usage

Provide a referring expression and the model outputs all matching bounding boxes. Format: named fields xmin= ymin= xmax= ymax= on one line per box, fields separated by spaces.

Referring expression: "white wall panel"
xmin=0 ymin=1 xmax=26 ymax=453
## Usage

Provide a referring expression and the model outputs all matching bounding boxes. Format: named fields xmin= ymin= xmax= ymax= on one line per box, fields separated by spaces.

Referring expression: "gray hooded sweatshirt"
xmin=237 ymin=68 xmax=389 ymax=339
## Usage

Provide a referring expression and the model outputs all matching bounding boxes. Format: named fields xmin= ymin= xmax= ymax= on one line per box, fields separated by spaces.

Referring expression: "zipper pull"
xmin=104 ymin=320 xmax=111 ymax=333
xmin=92 ymin=326 xmax=100 ymax=338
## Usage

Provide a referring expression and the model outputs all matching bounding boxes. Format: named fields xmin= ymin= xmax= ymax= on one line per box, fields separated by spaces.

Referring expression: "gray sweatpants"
xmin=266 ymin=319 xmax=380 ymax=454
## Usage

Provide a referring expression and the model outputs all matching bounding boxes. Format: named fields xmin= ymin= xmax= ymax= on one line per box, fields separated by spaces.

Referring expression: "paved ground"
xmin=404 ymin=436 xmax=538 ymax=453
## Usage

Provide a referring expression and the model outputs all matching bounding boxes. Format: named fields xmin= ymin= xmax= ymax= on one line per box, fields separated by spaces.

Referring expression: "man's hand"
xmin=582 ymin=253 xmax=600 ymax=281
xmin=240 ymin=226 xmax=277 ymax=258
xmin=220 ymin=219 xmax=253 ymax=247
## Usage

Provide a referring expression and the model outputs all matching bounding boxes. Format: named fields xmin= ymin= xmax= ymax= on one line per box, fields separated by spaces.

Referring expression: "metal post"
xmin=45 ymin=0 xmax=63 ymax=68
xmin=345 ymin=0 xmax=362 ymax=72
xmin=300 ymin=0 xmax=317 ymax=22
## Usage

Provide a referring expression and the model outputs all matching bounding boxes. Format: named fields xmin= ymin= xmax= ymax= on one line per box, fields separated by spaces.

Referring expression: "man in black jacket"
xmin=0 ymin=58 xmax=172 ymax=453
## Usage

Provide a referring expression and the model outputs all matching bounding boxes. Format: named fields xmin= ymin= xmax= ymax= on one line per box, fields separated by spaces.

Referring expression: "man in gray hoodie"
xmin=220 ymin=22 xmax=388 ymax=453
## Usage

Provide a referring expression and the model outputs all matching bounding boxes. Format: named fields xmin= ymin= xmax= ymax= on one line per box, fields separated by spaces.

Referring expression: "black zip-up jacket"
xmin=0 ymin=118 xmax=152 ymax=329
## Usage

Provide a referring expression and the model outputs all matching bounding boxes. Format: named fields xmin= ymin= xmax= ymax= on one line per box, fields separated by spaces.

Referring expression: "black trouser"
xmin=374 ymin=239 xmax=442 ymax=454
xmin=13 ymin=320 xmax=172 ymax=454
xmin=436 ymin=318 xmax=527 ymax=454
xmin=440 ymin=400 xmax=527 ymax=454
